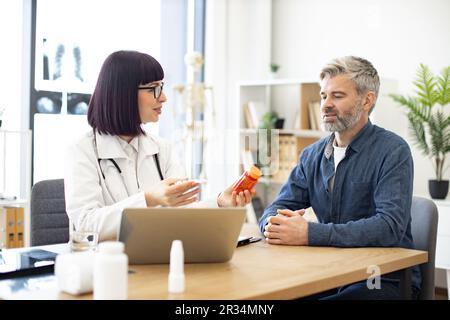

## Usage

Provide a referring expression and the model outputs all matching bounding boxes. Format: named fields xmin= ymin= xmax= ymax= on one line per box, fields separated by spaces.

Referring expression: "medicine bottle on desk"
xmin=232 ymin=165 xmax=262 ymax=193
xmin=93 ymin=241 xmax=128 ymax=300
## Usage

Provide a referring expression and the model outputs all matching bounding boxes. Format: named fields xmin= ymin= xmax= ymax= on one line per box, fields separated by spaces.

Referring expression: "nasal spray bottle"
xmin=168 ymin=240 xmax=185 ymax=293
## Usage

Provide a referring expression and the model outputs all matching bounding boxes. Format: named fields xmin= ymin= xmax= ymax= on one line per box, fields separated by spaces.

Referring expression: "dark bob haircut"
xmin=88 ymin=50 xmax=164 ymax=136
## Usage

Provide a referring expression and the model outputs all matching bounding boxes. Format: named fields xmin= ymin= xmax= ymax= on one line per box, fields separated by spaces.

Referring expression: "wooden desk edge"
xmin=246 ymin=250 xmax=428 ymax=300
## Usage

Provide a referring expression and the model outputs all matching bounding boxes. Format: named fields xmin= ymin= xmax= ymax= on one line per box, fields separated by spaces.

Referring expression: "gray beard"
xmin=321 ymin=103 xmax=364 ymax=132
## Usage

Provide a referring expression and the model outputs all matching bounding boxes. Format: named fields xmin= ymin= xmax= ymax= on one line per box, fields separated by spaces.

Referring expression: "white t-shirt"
xmin=328 ymin=143 xmax=347 ymax=192
xmin=333 ymin=144 xmax=347 ymax=171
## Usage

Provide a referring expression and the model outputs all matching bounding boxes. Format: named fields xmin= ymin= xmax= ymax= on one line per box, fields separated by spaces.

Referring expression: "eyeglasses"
xmin=138 ymin=82 xmax=164 ymax=99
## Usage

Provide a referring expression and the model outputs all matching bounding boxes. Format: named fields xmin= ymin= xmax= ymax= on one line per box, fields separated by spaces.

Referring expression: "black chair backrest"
xmin=410 ymin=196 xmax=439 ymax=300
xmin=30 ymin=179 xmax=69 ymax=246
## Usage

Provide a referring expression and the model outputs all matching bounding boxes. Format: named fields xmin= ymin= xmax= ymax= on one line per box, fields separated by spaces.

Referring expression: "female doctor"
xmin=64 ymin=50 xmax=253 ymax=241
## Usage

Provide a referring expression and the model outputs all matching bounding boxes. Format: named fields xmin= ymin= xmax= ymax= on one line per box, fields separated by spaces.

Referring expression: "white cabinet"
xmin=434 ymin=199 xmax=450 ymax=299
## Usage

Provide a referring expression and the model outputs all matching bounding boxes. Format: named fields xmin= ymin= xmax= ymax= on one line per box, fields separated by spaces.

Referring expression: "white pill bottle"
xmin=93 ymin=241 xmax=128 ymax=300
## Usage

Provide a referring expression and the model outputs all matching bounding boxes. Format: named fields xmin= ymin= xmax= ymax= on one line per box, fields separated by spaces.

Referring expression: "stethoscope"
xmin=96 ymin=155 xmax=164 ymax=181
xmin=93 ymin=132 xmax=164 ymax=198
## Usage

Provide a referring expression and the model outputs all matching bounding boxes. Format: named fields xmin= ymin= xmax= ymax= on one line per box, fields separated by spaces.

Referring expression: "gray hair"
xmin=320 ymin=56 xmax=380 ymax=113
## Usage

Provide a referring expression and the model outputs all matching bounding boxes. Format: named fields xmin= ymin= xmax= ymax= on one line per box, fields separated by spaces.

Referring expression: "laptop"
xmin=118 ymin=207 xmax=247 ymax=264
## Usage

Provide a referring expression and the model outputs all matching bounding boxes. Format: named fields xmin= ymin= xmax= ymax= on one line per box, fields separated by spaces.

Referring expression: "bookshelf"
xmin=237 ymin=79 xmax=326 ymax=218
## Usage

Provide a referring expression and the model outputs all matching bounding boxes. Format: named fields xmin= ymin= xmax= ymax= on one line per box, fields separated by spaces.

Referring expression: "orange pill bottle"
xmin=232 ymin=165 xmax=262 ymax=193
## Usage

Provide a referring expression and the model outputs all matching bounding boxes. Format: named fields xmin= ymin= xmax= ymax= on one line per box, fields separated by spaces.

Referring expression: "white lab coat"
xmin=64 ymin=130 xmax=191 ymax=241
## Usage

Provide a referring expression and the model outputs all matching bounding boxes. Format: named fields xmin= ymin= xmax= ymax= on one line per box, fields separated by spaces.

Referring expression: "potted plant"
xmin=389 ymin=64 xmax=450 ymax=199
xmin=260 ymin=111 xmax=280 ymax=130
xmin=269 ymin=63 xmax=280 ymax=78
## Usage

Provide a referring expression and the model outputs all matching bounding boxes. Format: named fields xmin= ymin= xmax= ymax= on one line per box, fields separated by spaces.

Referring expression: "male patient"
xmin=259 ymin=56 xmax=420 ymax=300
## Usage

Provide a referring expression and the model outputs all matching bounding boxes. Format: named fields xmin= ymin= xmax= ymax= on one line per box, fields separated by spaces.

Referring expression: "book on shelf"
xmin=272 ymin=135 xmax=298 ymax=182
xmin=293 ymin=109 xmax=301 ymax=130
xmin=243 ymin=103 xmax=255 ymax=128
xmin=247 ymin=101 xmax=262 ymax=129
xmin=308 ymin=102 xmax=317 ymax=130
xmin=308 ymin=101 xmax=321 ymax=130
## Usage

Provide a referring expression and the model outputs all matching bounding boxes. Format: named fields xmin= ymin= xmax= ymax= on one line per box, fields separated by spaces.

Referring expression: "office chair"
xmin=30 ymin=179 xmax=69 ymax=246
xmin=410 ymin=196 xmax=439 ymax=300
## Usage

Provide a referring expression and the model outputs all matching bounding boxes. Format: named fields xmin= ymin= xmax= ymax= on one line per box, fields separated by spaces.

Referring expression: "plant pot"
xmin=269 ymin=72 xmax=278 ymax=79
xmin=428 ymin=180 xmax=449 ymax=199
xmin=274 ymin=118 xmax=285 ymax=129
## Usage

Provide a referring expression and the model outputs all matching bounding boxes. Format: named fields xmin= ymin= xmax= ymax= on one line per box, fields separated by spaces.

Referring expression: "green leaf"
xmin=407 ymin=112 xmax=429 ymax=156
xmin=389 ymin=94 xmax=428 ymax=121
xmin=437 ymin=66 xmax=450 ymax=105
xmin=390 ymin=63 xmax=450 ymax=179
xmin=414 ymin=64 xmax=438 ymax=108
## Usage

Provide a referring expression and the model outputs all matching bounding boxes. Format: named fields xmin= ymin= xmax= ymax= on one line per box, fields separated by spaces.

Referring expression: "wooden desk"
xmin=0 ymin=224 xmax=427 ymax=300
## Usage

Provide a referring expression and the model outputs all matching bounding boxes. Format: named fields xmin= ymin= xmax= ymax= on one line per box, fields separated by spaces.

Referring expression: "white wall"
xmin=0 ymin=0 xmax=27 ymax=133
xmin=271 ymin=0 xmax=450 ymax=198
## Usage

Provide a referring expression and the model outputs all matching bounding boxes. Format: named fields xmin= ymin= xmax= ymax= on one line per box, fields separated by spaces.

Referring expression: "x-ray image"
xmin=38 ymin=38 xmax=86 ymax=91
xmin=34 ymin=91 xmax=62 ymax=114
xmin=67 ymin=93 xmax=90 ymax=115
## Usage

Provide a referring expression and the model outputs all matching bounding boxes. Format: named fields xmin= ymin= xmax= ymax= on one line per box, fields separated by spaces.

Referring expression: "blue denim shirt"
xmin=259 ymin=121 xmax=421 ymax=290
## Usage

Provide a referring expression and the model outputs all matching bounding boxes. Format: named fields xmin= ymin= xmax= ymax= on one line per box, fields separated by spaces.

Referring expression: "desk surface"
xmin=0 ymin=224 xmax=427 ymax=300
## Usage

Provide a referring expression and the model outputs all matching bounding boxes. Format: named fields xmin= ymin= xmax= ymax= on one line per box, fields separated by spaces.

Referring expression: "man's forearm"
xmin=308 ymin=214 xmax=403 ymax=247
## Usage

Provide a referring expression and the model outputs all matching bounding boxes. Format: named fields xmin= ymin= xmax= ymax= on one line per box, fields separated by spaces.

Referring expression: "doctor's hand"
xmin=263 ymin=209 xmax=308 ymax=246
xmin=217 ymin=183 xmax=255 ymax=207
xmin=145 ymin=178 xmax=200 ymax=207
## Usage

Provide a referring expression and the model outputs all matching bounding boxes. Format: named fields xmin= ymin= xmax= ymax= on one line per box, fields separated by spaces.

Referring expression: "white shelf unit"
xmin=237 ymin=79 xmax=325 ymax=222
